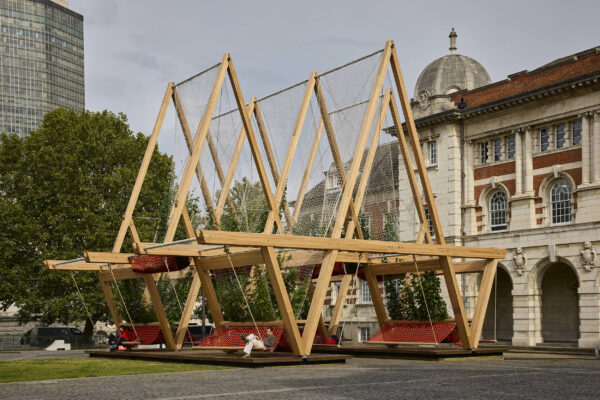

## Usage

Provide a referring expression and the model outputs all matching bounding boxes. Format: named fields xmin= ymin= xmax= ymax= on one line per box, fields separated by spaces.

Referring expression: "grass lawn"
xmin=0 ymin=357 xmax=227 ymax=383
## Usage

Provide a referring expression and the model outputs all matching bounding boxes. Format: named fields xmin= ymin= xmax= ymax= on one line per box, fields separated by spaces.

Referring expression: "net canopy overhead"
xmin=175 ymin=63 xmax=222 ymax=138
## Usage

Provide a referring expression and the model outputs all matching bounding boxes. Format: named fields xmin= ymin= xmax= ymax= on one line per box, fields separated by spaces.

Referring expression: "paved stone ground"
xmin=0 ymin=355 xmax=599 ymax=399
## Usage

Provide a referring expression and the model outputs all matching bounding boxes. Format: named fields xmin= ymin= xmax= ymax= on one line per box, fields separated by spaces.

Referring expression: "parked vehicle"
xmin=20 ymin=326 xmax=84 ymax=347
xmin=182 ymin=324 xmax=213 ymax=346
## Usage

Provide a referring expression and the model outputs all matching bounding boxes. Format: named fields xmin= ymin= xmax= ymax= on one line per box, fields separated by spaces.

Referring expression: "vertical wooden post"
xmin=389 ymin=42 xmax=473 ymax=348
xmin=302 ymin=43 xmax=393 ymax=355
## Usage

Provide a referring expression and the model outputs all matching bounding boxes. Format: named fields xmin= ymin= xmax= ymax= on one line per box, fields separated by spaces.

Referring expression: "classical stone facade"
xmin=395 ymin=37 xmax=600 ymax=348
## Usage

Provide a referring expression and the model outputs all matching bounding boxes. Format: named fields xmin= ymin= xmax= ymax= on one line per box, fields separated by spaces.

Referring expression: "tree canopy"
xmin=0 ymin=108 xmax=176 ymax=335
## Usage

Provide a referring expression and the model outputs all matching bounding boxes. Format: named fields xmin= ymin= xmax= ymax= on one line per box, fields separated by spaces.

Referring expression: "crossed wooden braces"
xmin=45 ymin=41 xmax=505 ymax=356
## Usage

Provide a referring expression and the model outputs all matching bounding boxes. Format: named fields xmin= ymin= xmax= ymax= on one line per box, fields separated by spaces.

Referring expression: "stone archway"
xmin=482 ymin=266 xmax=513 ymax=341
xmin=541 ymin=262 xmax=579 ymax=343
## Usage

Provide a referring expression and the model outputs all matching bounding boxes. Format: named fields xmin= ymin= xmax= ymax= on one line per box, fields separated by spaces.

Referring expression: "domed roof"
xmin=412 ymin=29 xmax=491 ymax=118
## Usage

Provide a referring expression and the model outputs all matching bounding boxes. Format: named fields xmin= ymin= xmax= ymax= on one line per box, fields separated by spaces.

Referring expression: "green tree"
xmin=0 ymin=108 xmax=176 ymax=341
xmin=199 ymin=179 xmax=311 ymax=323
xmin=382 ymin=212 xmax=449 ymax=321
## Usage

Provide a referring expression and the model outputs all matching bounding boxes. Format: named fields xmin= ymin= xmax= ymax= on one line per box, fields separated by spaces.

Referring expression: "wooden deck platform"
xmin=86 ymin=349 xmax=351 ymax=368
xmin=310 ymin=344 xmax=506 ymax=361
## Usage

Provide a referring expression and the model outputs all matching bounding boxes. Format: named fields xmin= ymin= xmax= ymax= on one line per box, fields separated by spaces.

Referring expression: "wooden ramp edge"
xmin=85 ymin=349 xmax=350 ymax=368
xmin=310 ymin=344 xmax=506 ymax=361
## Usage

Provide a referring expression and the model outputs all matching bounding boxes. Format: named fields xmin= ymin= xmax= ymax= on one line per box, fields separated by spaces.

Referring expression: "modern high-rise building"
xmin=0 ymin=0 xmax=83 ymax=138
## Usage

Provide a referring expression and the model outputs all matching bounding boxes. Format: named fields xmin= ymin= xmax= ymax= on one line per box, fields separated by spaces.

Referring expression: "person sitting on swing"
xmin=240 ymin=327 xmax=276 ymax=358
xmin=110 ymin=325 xmax=135 ymax=351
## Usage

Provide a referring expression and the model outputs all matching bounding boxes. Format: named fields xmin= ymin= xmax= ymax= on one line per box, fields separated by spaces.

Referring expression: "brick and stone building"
xmin=321 ymin=30 xmax=600 ymax=348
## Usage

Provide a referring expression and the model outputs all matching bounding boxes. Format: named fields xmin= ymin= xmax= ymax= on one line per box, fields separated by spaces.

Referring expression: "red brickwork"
xmin=451 ymin=49 xmax=600 ymax=108
xmin=533 ymin=148 xmax=582 ymax=169
xmin=474 ymin=161 xmax=515 ymax=180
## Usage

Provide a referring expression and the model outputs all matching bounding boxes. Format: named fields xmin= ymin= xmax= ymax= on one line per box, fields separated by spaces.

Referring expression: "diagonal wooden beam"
xmin=389 ymin=95 xmax=432 ymax=245
xmin=261 ymin=73 xmax=317 ymax=233
xmin=290 ymin=119 xmax=323 ymax=229
xmin=164 ymin=55 xmax=230 ymax=242
xmin=253 ymin=102 xmax=293 ymax=227
xmin=172 ymin=86 xmax=219 ymax=228
xmin=226 ymin=57 xmax=283 ymax=233
xmin=389 ymin=41 xmax=473 ymax=349
xmin=213 ymin=101 xmax=256 ymax=225
xmin=113 ymin=82 xmax=174 ymax=252
xmin=301 ymin=43 xmax=394 ymax=355
xmin=143 ymin=274 xmax=176 ymax=350
xmin=342 ymin=88 xmax=392 ymax=239
xmin=261 ymin=246 xmax=304 ymax=356
xmin=328 ymin=274 xmax=351 ymax=336
xmin=313 ymin=77 xmax=363 ymax=240
xmin=470 ymin=259 xmax=498 ymax=348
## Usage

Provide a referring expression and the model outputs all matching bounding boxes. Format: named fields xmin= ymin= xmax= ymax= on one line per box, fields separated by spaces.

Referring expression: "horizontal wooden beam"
xmin=197 ymin=230 xmax=507 ymax=259
xmin=219 ymin=321 xmax=284 ymax=327
xmin=98 ymin=267 xmax=193 ymax=282
xmin=195 ymin=249 xmax=369 ymax=271
xmin=366 ymin=260 xmax=488 ymax=276
xmin=84 ymin=252 xmax=135 ymax=264
xmin=44 ymin=260 xmax=131 ymax=271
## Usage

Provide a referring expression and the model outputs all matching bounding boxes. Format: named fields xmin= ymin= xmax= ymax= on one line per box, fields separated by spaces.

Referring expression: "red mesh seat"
xmin=366 ymin=322 xmax=460 ymax=345
xmin=128 ymin=255 xmax=189 ymax=274
xmin=196 ymin=325 xmax=284 ymax=349
xmin=130 ymin=325 xmax=164 ymax=345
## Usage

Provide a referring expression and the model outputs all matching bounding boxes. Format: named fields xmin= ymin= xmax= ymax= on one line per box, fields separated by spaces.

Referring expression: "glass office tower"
xmin=0 ymin=0 xmax=83 ymax=138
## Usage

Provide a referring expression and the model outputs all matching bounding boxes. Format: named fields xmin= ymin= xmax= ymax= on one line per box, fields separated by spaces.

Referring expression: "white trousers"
xmin=243 ymin=333 xmax=265 ymax=354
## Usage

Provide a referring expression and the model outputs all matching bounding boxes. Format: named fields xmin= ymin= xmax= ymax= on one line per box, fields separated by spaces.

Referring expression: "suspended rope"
xmin=412 ymin=254 xmax=438 ymax=345
xmin=69 ymin=271 xmax=96 ymax=332
xmin=107 ymin=263 xmax=140 ymax=341
xmin=225 ymin=250 xmax=261 ymax=337
xmin=162 ymin=256 xmax=193 ymax=343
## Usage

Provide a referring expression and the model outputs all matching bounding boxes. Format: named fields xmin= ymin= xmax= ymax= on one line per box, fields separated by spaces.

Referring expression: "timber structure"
xmin=44 ymin=41 xmax=506 ymax=356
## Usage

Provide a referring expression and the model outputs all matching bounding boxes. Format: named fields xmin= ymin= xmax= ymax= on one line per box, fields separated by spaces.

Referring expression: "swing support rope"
xmin=412 ymin=254 xmax=438 ymax=345
xmin=107 ymin=263 xmax=140 ymax=341
xmin=225 ymin=250 xmax=261 ymax=338
xmin=162 ymin=256 xmax=193 ymax=344
xmin=69 ymin=271 xmax=96 ymax=333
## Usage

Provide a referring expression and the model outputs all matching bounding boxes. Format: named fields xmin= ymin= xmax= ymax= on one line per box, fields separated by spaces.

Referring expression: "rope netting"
xmin=125 ymin=325 xmax=164 ymax=345
xmin=366 ymin=321 xmax=460 ymax=345
xmin=128 ymin=255 xmax=189 ymax=274
xmin=197 ymin=325 xmax=285 ymax=348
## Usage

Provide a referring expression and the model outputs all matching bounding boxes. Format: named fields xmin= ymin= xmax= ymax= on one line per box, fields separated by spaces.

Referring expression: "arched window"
xmin=550 ymin=180 xmax=571 ymax=225
xmin=489 ymin=191 xmax=507 ymax=232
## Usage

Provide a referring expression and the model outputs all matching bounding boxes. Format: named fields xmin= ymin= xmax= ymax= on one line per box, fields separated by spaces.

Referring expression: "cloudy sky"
xmin=68 ymin=0 xmax=600 ymax=143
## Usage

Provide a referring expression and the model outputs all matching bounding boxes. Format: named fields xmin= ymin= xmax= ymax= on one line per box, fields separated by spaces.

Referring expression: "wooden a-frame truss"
xmin=45 ymin=41 xmax=505 ymax=356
